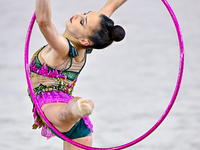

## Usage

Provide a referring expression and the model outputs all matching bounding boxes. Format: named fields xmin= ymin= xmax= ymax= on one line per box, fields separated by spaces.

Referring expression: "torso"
xmin=29 ymin=38 xmax=88 ymax=92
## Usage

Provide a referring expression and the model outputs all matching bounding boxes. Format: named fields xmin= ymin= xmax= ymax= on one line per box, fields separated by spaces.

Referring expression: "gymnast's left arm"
xmin=99 ymin=0 xmax=127 ymax=18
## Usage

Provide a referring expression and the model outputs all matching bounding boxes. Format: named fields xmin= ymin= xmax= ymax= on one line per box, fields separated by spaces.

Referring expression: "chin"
xmin=66 ymin=20 xmax=70 ymax=26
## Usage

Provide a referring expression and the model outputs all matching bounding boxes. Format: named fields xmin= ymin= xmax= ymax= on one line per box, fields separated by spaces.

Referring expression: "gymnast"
xmin=28 ymin=0 xmax=127 ymax=149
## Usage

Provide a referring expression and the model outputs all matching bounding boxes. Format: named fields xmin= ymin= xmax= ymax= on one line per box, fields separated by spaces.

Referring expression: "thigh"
xmin=63 ymin=134 xmax=93 ymax=150
xmin=41 ymin=103 xmax=73 ymax=132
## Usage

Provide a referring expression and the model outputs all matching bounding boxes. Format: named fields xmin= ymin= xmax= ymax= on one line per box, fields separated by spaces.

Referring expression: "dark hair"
xmin=88 ymin=14 xmax=125 ymax=49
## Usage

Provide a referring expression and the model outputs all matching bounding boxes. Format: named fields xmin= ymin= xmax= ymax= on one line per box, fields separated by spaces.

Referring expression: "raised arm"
xmin=99 ymin=0 xmax=127 ymax=18
xmin=35 ymin=0 xmax=69 ymax=56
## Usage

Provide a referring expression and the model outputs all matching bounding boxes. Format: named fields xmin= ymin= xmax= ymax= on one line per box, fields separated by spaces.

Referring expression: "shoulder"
xmin=48 ymin=35 xmax=70 ymax=58
xmin=41 ymin=37 xmax=71 ymax=66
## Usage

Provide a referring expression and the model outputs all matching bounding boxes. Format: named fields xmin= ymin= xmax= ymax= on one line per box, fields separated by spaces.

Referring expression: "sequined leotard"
xmin=28 ymin=38 xmax=93 ymax=140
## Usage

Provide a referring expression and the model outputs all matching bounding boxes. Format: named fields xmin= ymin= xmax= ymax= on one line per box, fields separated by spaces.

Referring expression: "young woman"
xmin=29 ymin=0 xmax=127 ymax=149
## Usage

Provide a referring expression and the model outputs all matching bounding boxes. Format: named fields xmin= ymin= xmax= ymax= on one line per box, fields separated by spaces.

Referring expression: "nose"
xmin=75 ymin=13 xmax=81 ymax=18
xmin=73 ymin=13 xmax=80 ymax=20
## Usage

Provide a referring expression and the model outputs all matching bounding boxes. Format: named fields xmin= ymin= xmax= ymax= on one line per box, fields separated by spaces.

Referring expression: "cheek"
xmin=74 ymin=28 xmax=87 ymax=38
xmin=67 ymin=22 xmax=87 ymax=38
xmin=68 ymin=26 xmax=82 ymax=36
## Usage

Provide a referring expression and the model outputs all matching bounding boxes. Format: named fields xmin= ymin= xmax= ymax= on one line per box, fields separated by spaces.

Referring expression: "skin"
xmin=35 ymin=0 xmax=127 ymax=149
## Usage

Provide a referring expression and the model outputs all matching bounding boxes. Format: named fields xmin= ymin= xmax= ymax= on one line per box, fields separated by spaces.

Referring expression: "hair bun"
xmin=111 ymin=25 xmax=125 ymax=42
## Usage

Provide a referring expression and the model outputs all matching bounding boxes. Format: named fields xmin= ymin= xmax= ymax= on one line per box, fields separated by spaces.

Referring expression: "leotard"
xmin=28 ymin=38 xmax=93 ymax=139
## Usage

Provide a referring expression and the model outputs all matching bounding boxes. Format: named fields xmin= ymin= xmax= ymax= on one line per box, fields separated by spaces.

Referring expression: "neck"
xmin=62 ymin=31 xmax=86 ymax=52
xmin=62 ymin=31 xmax=86 ymax=63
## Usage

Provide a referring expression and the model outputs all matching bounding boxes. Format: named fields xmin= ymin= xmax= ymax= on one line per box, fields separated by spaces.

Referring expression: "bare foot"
xmin=71 ymin=99 xmax=93 ymax=118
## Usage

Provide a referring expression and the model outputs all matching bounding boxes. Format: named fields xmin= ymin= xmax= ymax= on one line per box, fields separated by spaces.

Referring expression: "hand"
xmin=99 ymin=0 xmax=128 ymax=17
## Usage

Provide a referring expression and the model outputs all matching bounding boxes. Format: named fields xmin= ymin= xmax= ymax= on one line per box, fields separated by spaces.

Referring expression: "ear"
xmin=79 ymin=38 xmax=90 ymax=46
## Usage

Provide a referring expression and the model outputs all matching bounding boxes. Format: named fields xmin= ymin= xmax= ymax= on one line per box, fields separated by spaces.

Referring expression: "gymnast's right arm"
xmin=35 ymin=0 xmax=69 ymax=56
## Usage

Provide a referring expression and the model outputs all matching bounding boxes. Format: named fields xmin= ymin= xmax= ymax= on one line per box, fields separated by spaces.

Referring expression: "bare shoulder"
xmin=41 ymin=37 xmax=70 ymax=66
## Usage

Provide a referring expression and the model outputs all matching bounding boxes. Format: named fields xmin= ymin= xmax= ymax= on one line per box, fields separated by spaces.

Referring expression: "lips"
xmin=70 ymin=16 xmax=74 ymax=23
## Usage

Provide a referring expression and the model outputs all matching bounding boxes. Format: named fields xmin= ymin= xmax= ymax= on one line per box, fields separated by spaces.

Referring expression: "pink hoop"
xmin=24 ymin=0 xmax=184 ymax=149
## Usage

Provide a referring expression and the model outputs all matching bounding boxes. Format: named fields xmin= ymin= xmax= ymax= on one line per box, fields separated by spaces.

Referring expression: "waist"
xmin=34 ymin=83 xmax=76 ymax=96
xmin=30 ymin=71 xmax=77 ymax=95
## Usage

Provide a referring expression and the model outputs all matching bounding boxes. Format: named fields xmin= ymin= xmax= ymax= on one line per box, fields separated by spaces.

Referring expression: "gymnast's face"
xmin=66 ymin=11 xmax=101 ymax=45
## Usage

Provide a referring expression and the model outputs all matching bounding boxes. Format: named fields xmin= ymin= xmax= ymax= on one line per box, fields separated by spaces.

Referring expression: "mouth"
xmin=70 ymin=16 xmax=74 ymax=23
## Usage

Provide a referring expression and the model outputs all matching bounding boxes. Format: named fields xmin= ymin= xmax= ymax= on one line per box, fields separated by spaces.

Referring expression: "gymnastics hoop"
xmin=24 ymin=0 xmax=184 ymax=149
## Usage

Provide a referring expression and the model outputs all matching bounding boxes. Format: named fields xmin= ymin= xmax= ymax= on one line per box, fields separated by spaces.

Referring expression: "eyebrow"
xmin=85 ymin=16 xmax=87 ymax=25
xmin=85 ymin=11 xmax=91 ymax=24
xmin=85 ymin=11 xmax=91 ymax=25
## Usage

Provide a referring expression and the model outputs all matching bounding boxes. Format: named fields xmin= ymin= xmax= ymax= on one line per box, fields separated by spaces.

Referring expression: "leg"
xmin=63 ymin=134 xmax=92 ymax=150
xmin=41 ymin=97 xmax=94 ymax=132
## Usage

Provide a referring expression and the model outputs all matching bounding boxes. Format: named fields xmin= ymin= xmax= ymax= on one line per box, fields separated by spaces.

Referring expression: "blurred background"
xmin=0 ymin=0 xmax=199 ymax=149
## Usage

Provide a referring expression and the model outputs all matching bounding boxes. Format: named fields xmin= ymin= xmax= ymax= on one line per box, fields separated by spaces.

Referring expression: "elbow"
xmin=36 ymin=16 xmax=50 ymax=27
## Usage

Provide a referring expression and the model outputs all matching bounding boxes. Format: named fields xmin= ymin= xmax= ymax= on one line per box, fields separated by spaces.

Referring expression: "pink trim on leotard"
xmin=36 ymin=90 xmax=73 ymax=107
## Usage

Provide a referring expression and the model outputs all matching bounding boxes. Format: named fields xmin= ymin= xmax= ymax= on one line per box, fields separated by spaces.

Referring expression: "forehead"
xmin=88 ymin=11 xmax=101 ymax=17
xmin=86 ymin=11 xmax=101 ymax=29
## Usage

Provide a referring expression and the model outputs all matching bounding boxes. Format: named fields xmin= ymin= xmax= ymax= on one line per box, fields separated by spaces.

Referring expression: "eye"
xmin=80 ymin=20 xmax=84 ymax=26
xmin=84 ymin=13 xmax=86 ymax=15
